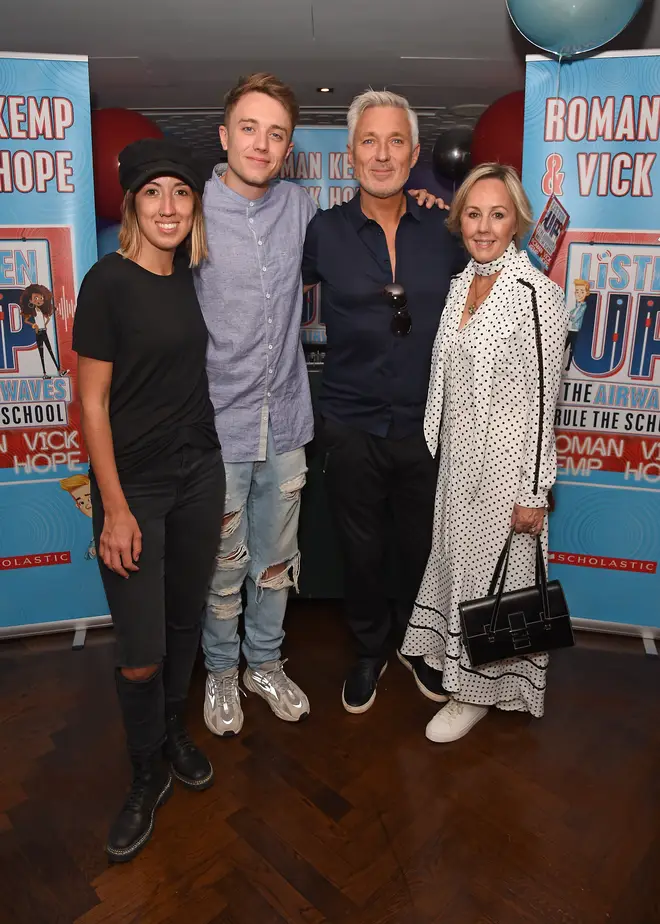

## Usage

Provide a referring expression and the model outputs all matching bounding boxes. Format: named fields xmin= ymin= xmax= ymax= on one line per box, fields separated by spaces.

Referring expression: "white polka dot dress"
xmin=401 ymin=248 xmax=569 ymax=718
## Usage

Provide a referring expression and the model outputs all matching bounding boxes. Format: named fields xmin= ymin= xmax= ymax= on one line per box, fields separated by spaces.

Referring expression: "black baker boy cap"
xmin=118 ymin=138 xmax=205 ymax=195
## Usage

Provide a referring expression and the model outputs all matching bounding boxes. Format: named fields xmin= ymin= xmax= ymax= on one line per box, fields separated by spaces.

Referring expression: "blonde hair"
xmin=574 ymin=278 xmax=591 ymax=295
xmin=60 ymin=474 xmax=90 ymax=493
xmin=118 ymin=188 xmax=208 ymax=268
xmin=347 ymin=89 xmax=419 ymax=147
xmin=446 ymin=163 xmax=533 ymax=247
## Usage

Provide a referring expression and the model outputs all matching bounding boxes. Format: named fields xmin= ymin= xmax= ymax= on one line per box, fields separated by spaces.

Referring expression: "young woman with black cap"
xmin=73 ymin=139 xmax=225 ymax=862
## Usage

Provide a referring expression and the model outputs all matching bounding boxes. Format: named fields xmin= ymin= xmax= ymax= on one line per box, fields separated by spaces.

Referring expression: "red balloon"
xmin=91 ymin=109 xmax=163 ymax=221
xmin=471 ymin=91 xmax=525 ymax=176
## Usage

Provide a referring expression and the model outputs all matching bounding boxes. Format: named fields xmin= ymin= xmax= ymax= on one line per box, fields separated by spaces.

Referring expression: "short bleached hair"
xmin=446 ymin=162 xmax=533 ymax=247
xmin=573 ymin=278 xmax=591 ymax=295
xmin=347 ymin=89 xmax=419 ymax=148
xmin=60 ymin=474 xmax=90 ymax=493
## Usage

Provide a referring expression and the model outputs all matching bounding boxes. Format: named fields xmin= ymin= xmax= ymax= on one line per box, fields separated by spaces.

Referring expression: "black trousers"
xmin=35 ymin=329 xmax=58 ymax=375
xmin=565 ymin=330 xmax=582 ymax=371
xmin=91 ymin=445 xmax=225 ymax=759
xmin=320 ymin=417 xmax=438 ymax=660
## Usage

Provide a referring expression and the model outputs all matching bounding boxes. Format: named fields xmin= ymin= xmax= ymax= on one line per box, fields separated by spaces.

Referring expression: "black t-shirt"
xmin=73 ymin=252 xmax=219 ymax=474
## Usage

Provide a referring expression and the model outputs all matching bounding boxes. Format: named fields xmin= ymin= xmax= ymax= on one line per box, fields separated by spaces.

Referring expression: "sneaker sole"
xmin=106 ymin=773 xmax=173 ymax=863
xmin=396 ymin=649 xmax=413 ymax=672
xmin=341 ymin=662 xmax=388 ymax=715
xmin=243 ymin=671 xmax=310 ymax=723
xmin=171 ymin=764 xmax=215 ymax=791
xmin=397 ymin=650 xmax=449 ymax=704
xmin=425 ymin=708 xmax=488 ymax=743
xmin=413 ymin=674 xmax=450 ymax=704
xmin=203 ymin=707 xmax=244 ymax=738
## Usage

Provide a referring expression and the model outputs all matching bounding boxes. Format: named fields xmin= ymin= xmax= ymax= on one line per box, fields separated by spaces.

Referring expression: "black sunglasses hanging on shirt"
xmin=383 ymin=283 xmax=412 ymax=337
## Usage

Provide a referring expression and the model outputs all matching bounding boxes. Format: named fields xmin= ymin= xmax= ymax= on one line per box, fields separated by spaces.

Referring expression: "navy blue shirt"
xmin=302 ymin=191 xmax=466 ymax=438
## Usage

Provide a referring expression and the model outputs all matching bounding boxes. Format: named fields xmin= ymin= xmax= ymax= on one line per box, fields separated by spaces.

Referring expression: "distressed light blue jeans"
xmin=202 ymin=426 xmax=307 ymax=673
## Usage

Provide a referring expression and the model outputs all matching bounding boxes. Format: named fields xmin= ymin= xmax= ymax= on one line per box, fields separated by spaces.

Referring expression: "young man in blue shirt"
xmin=196 ymin=74 xmax=316 ymax=736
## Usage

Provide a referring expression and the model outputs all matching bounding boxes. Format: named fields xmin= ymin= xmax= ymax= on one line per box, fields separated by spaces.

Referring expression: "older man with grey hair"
xmin=303 ymin=89 xmax=465 ymax=715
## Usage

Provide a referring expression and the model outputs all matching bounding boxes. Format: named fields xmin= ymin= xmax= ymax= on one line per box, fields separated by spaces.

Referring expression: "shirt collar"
xmin=209 ymin=164 xmax=273 ymax=209
xmin=346 ymin=189 xmax=422 ymax=229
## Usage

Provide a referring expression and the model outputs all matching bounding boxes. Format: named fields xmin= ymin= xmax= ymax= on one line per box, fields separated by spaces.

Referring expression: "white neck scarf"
xmin=471 ymin=241 xmax=518 ymax=277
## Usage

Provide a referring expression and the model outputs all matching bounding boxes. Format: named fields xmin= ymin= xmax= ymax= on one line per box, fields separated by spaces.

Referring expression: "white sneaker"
xmin=244 ymin=659 xmax=310 ymax=722
xmin=425 ymin=699 xmax=488 ymax=743
xmin=204 ymin=667 xmax=244 ymax=737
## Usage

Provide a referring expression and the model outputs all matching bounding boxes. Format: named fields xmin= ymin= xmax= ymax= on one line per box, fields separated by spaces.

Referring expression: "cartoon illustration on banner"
xmin=1 ymin=232 xmax=75 ymax=433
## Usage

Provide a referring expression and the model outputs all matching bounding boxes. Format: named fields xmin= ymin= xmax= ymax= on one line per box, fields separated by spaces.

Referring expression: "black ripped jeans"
xmin=91 ymin=445 xmax=225 ymax=759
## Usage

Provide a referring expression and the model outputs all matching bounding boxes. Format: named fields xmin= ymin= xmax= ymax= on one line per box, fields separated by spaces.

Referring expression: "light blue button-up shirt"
xmin=568 ymin=298 xmax=587 ymax=332
xmin=195 ymin=168 xmax=317 ymax=463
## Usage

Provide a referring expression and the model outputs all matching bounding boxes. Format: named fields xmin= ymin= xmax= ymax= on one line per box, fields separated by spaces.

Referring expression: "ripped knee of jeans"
xmin=279 ymin=471 xmax=307 ymax=501
xmin=119 ymin=663 xmax=162 ymax=682
xmin=255 ymin=552 xmax=301 ymax=600
xmin=208 ymin=589 xmax=243 ymax=620
xmin=221 ymin=507 xmax=244 ymax=539
xmin=216 ymin=541 xmax=250 ymax=571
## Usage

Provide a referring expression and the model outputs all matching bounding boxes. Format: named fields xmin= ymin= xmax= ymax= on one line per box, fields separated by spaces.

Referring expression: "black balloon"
xmin=432 ymin=127 xmax=473 ymax=183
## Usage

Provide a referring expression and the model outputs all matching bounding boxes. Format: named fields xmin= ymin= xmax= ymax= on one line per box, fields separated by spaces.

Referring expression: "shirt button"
xmin=266 ymin=293 xmax=271 ymax=299
xmin=267 ymin=391 xmax=271 ymax=397
xmin=268 ymin=318 xmax=272 ymax=323
xmin=249 ymin=202 xmax=254 ymax=207
xmin=269 ymin=367 xmax=273 ymax=374
xmin=258 ymin=240 xmax=263 ymax=246
xmin=262 ymin=266 xmax=267 ymax=272
xmin=268 ymin=344 xmax=273 ymax=350
xmin=249 ymin=218 xmax=254 ymax=224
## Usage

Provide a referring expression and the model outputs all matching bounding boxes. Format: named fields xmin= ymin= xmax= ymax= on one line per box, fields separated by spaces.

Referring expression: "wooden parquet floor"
xmin=0 ymin=602 xmax=658 ymax=924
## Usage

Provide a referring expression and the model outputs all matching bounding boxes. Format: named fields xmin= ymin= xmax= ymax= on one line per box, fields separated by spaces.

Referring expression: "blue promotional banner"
xmin=0 ymin=52 xmax=108 ymax=634
xmin=523 ymin=50 xmax=660 ymax=633
xmin=281 ymin=126 xmax=358 ymax=344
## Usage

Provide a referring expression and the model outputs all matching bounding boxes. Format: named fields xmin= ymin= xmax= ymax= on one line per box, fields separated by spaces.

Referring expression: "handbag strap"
xmin=488 ymin=529 xmax=514 ymax=597
xmin=517 ymin=279 xmax=545 ymax=495
xmin=483 ymin=279 xmax=550 ymax=636
xmin=487 ymin=530 xmax=551 ymax=635
xmin=535 ymin=537 xmax=551 ymax=623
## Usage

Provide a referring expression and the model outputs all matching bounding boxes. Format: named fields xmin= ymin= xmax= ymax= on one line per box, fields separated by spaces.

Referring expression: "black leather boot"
xmin=106 ymin=755 xmax=172 ymax=862
xmin=165 ymin=711 xmax=214 ymax=790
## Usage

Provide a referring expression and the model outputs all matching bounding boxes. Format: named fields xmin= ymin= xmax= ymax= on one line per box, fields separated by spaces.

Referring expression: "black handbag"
xmin=459 ymin=529 xmax=574 ymax=668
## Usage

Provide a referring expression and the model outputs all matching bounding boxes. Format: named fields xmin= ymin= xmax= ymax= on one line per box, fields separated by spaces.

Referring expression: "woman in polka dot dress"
xmin=400 ymin=163 xmax=569 ymax=742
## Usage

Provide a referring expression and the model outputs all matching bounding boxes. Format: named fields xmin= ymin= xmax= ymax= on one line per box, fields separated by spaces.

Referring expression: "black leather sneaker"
xmin=106 ymin=757 xmax=172 ymax=863
xmin=397 ymin=650 xmax=449 ymax=703
xmin=165 ymin=713 xmax=214 ymax=790
xmin=342 ymin=658 xmax=388 ymax=714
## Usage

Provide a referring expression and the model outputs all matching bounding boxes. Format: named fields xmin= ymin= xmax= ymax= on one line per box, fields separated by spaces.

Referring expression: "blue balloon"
xmin=96 ymin=222 xmax=121 ymax=259
xmin=506 ymin=0 xmax=644 ymax=57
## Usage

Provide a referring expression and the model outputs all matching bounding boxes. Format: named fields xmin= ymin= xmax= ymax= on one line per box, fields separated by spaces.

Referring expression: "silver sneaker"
xmin=243 ymin=659 xmax=310 ymax=722
xmin=204 ymin=667 xmax=244 ymax=737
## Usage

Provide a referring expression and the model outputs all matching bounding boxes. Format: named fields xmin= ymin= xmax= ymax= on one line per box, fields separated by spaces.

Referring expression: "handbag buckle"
xmin=508 ymin=611 xmax=531 ymax=650
xmin=483 ymin=624 xmax=496 ymax=643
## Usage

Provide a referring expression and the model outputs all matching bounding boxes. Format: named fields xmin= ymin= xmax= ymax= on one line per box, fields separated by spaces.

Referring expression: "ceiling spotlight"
xmin=317 ymin=87 xmax=334 ymax=93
